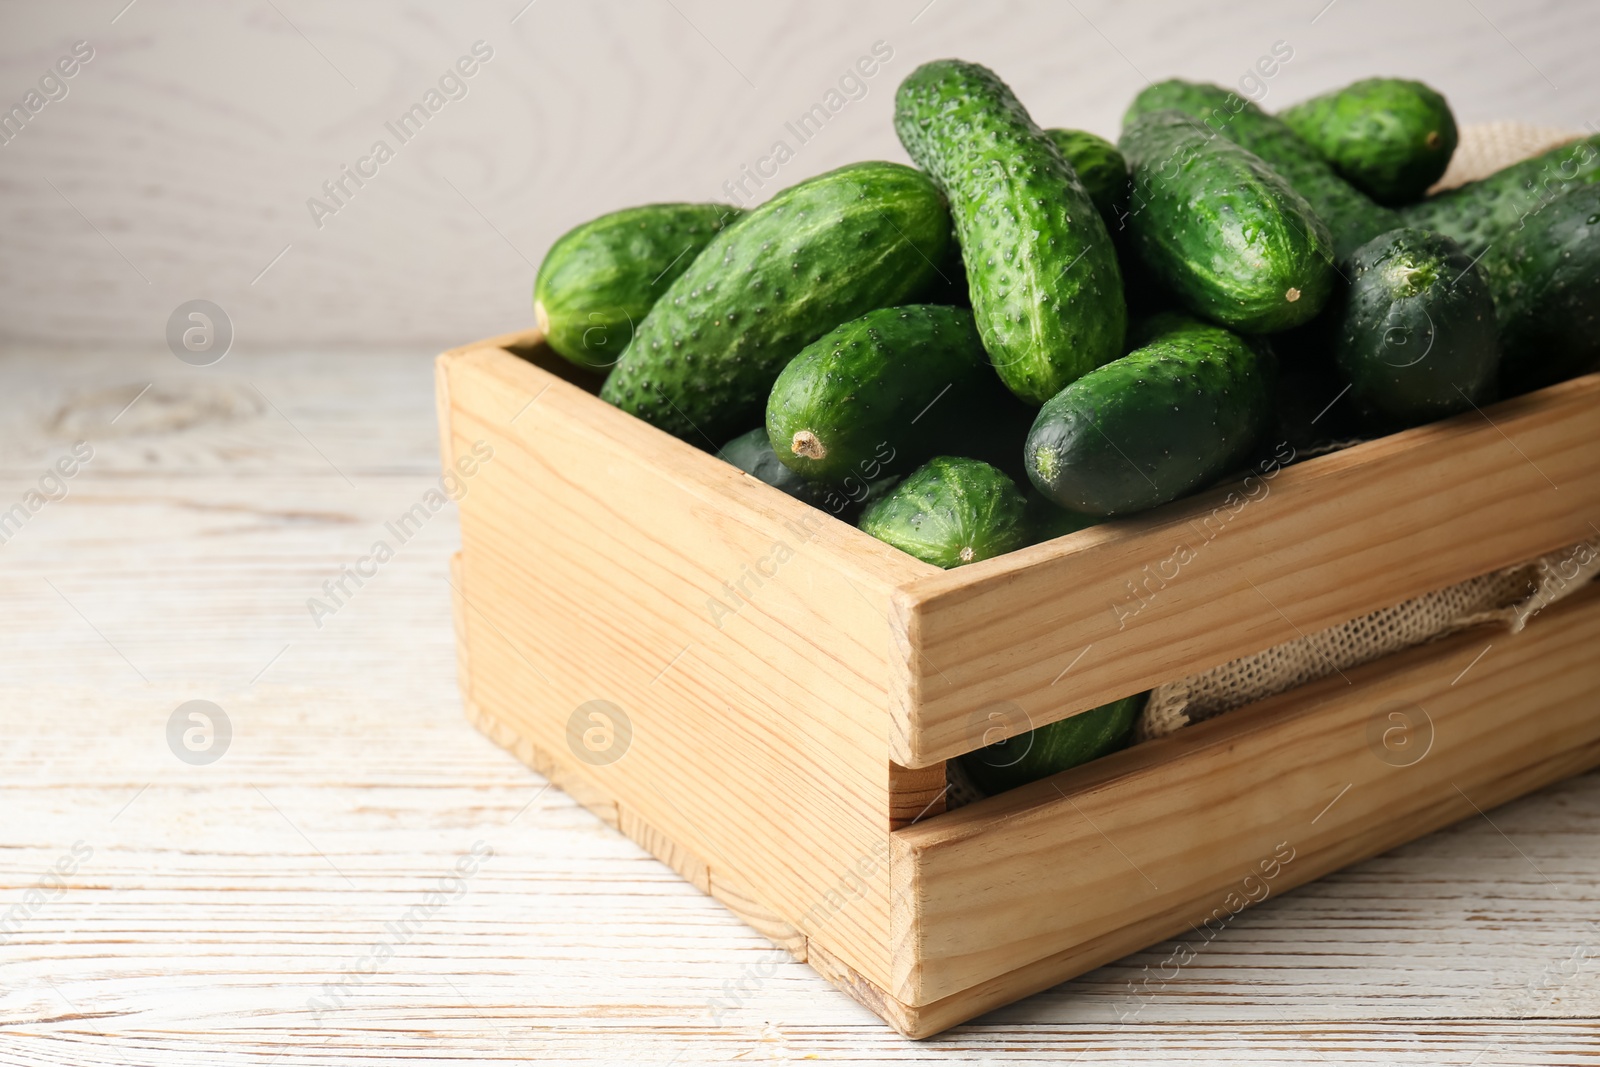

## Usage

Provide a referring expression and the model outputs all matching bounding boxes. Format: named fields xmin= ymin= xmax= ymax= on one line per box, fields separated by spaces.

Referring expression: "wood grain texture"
xmin=439 ymin=339 xmax=929 ymax=991
xmin=890 ymin=585 xmax=1600 ymax=1020
xmin=2 ymin=347 xmax=1598 ymax=1063
xmin=894 ymin=372 xmax=1600 ymax=768
xmin=2 ymin=0 xmax=1596 ymax=354
xmin=445 ymin=331 xmax=1600 ymax=1038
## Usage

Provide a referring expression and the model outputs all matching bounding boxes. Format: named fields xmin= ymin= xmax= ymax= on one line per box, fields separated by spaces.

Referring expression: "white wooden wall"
xmin=0 ymin=0 xmax=1594 ymax=352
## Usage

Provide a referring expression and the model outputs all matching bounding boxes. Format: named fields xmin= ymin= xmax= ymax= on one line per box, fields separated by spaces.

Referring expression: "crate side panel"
xmin=896 ymin=374 xmax=1600 ymax=767
xmin=893 ymin=585 xmax=1600 ymax=1005
xmin=443 ymin=347 xmax=906 ymax=987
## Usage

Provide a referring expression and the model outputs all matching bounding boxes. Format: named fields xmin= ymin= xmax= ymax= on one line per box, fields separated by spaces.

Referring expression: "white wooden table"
xmin=2 ymin=346 xmax=1597 ymax=1065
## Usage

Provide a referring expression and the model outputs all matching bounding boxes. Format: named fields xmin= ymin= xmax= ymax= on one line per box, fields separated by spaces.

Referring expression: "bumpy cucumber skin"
xmin=895 ymin=60 xmax=1126 ymax=405
xmin=1025 ymin=321 xmax=1272 ymax=516
xmin=599 ymin=162 xmax=952 ymax=443
xmin=1481 ymin=183 xmax=1600 ymax=395
xmin=534 ymin=203 xmax=739 ymax=371
xmin=1119 ymin=111 xmax=1336 ymax=333
xmin=1044 ymin=129 xmax=1129 ymax=229
xmin=765 ymin=305 xmax=1007 ymax=485
xmin=858 ymin=456 xmax=1028 ymax=568
xmin=959 ymin=693 xmax=1143 ymax=794
xmin=1402 ymin=134 xmax=1600 ymax=260
xmin=1124 ymin=80 xmax=1400 ymax=260
xmin=1280 ymin=78 xmax=1458 ymax=206
xmin=1335 ymin=228 xmax=1499 ymax=426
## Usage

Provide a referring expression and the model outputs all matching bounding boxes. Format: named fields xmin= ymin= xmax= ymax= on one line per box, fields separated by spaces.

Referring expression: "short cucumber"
xmin=1118 ymin=110 xmax=1336 ymax=332
xmin=765 ymin=305 xmax=1016 ymax=485
xmin=895 ymin=60 xmax=1126 ymax=404
xmin=1334 ymin=228 xmax=1499 ymax=426
xmin=1281 ymin=78 xmax=1458 ymax=205
xmin=959 ymin=693 xmax=1143 ymax=794
xmin=599 ymin=162 xmax=952 ymax=443
xmin=1044 ymin=128 xmax=1129 ymax=230
xmin=717 ymin=427 xmax=899 ymax=522
xmin=1480 ymin=183 xmax=1600 ymax=395
xmin=716 ymin=428 xmax=831 ymax=505
xmin=1401 ymin=134 xmax=1600 ymax=259
xmin=1124 ymin=80 xmax=1401 ymax=259
xmin=1025 ymin=320 xmax=1272 ymax=516
xmin=534 ymin=203 xmax=740 ymax=371
xmin=858 ymin=457 xmax=1028 ymax=568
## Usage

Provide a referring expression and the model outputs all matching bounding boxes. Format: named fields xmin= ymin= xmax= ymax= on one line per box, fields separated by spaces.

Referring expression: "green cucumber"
xmin=717 ymin=428 xmax=830 ymax=505
xmin=1402 ymin=134 xmax=1600 ymax=259
xmin=959 ymin=693 xmax=1143 ymax=794
xmin=858 ymin=456 xmax=1027 ymax=568
xmin=1118 ymin=110 xmax=1336 ymax=332
xmin=1334 ymin=228 xmax=1499 ymax=426
xmin=1280 ymin=78 xmax=1458 ymax=205
xmin=1124 ymin=80 xmax=1401 ymax=259
xmin=1026 ymin=319 xmax=1272 ymax=516
xmin=1481 ymin=183 xmax=1600 ymax=395
xmin=599 ymin=162 xmax=953 ymax=443
xmin=1044 ymin=128 xmax=1129 ymax=230
xmin=534 ymin=203 xmax=740 ymax=371
xmin=895 ymin=60 xmax=1126 ymax=404
xmin=717 ymin=428 xmax=901 ymax=522
xmin=765 ymin=305 xmax=1018 ymax=485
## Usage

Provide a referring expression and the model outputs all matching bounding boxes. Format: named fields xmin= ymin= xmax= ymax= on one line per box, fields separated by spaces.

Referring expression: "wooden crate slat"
xmin=890 ymin=584 xmax=1600 ymax=1008
xmin=440 ymin=343 xmax=919 ymax=990
xmin=893 ymin=373 xmax=1600 ymax=768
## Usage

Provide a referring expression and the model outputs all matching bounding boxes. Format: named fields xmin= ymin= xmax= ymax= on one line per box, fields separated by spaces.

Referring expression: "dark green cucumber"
xmin=858 ymin=456 xmax=1027 ymax=568
xmin=599 ymin=162 xmax=952 ymax=443
xmin=534 ymin=203 xmax=740 ymax=370
xmin=1402 ymin=134 xmax=1600 ymax=259
xmin=1280 ymin=78 xmax=1457 ymax=205
xmin=959 ymin=693 xmax=1143 ymax=794
xmin=1124 ymin=80 xmax=1401 ymax=259
xmin=1119 ymin=111 xmax=1336 ymax=332
xmin=1044 ymin=129 xmax=1129 ymax=230
xmin=717 ymin=427 xmax=901 ymax=522
xmin=716 ymin=428 xmax=830 ymax=504
xmin=765 ymin=305 xmax=1018 ymax=485
xmin=1334 ymin=228 xmax=1499 ymax=425
xmin=895 ymin=60 xmax=1125 ymax=404
xmin=1026 ymin=320 xmax=1272 ymax=516
xmin=1481 ymin=183 xmax=1600 ymax=395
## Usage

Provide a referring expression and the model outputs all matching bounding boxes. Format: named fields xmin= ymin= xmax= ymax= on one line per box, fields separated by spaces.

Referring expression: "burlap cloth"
xmin=949 ymin=123 xmax=1594 ymax=805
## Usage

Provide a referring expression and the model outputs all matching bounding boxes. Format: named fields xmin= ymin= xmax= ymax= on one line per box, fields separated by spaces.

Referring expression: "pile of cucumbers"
xmin=534 ymin=61 xmax=1600 ymax=794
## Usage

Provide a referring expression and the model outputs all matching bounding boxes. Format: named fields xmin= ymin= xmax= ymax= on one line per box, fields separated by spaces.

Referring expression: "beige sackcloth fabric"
xmin=948 ymin=123 xmax=1594 ymax=805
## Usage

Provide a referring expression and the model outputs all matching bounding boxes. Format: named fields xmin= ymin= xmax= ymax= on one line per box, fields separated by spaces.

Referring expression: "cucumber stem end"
xmin=791 ymin=431 xmax=826 ymax=460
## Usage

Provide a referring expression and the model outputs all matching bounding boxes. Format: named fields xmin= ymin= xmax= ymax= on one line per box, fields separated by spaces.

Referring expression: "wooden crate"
xmin=437 ymin=327 xmax=1600 ymax=1038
